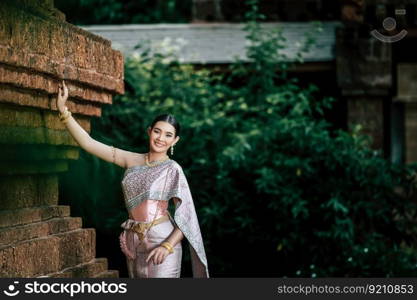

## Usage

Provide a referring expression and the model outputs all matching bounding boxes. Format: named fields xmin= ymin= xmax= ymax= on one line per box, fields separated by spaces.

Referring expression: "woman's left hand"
xmin=146 ymin=246 xmax=170 ymax=265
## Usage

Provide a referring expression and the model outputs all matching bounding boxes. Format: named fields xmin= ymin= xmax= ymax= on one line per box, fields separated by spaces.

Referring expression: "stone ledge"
xmin=40 ymin=258 xmax=108 ymax=278
xmin=0 ymin=175 xmax=58 ymax=210
xmin=0 ymin=228 xmax=96 ymax=277
xmin=3 ymin=0 xmax=65 ymax=22
xmin=0 ymin=126 xmax=83 ymax=146
xmin=0 ymin=160 xmax=70 ymax=176
xmin=0 ymin=103 xmax=92 ymax=131
xmin=393 ymin=96 xmax=417 ymax=104
xmin=0 ymin=206 xmax=71 ymax=229
xmin=3 ymin=0 xmax=108 ymax=45
xmin=93 ymin=270 xmax=120 ymax=278
xmin=0 ymin=144 xmax=79 ymax=161
xmin=0 ymin=84 xmax=103 ymax=117
xmin=0 ymin=65 xmax=114 ymax=104
xmin=0 ymin=45 xmax=124 ymax=94
xmin=0 ymin=2 xmax=124 ymax=84
xmin=397 ymin=63 xmax=417 ymax=100
xmin=0 ymin=217 xmax=82 ymax=247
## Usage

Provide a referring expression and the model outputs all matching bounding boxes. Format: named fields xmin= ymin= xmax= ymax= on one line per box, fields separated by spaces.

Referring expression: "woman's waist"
xmin=121 ymin=214 xmax=171 ymax=230
xmin=128 ymin=199 xmax=169 ymax=222
xmin=128 ymin=210 xmax=169 ymax=223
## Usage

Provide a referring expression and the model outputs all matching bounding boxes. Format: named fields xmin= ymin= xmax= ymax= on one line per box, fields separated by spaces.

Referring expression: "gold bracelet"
xmin=161 ymin=244 xmax=173 ymax=254
xmin=58 ymin=106 xmax=68 ymax=117
xmin=60 ymin=111 xmax=72 ymax=123
xmin=59 ymin=110 xmax=70 ymax=120
xmin=59 ymin=107 xmax=71 ymax=121
xmin=161 ymin=242 xmax=174 ymax=254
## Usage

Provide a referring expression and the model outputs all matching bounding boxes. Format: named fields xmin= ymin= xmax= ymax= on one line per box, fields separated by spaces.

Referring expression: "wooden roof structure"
xmin=83 ymin=22 xmax=341 ymax=64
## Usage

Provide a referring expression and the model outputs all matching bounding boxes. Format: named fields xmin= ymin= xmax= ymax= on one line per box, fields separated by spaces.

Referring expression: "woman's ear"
xmin=174 ymin=135 xmax=180 ymax=145
xmin=147 ymin=127 xmax=152 ymax=136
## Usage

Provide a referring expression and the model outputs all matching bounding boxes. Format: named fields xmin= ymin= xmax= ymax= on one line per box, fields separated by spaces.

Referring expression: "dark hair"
xmin=150 ymin=114 xmax=181 ymax=137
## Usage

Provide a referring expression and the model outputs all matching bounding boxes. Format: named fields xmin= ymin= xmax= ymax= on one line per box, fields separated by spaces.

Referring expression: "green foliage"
xmin=62 ymin=0 xmax=417 ymax=277
xmin=55 ymin=0 xmax=192 ymax=25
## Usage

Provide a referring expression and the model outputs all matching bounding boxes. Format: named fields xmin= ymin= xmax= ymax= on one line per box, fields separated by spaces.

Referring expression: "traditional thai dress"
xmin=119 ymin=158 xmax=209 ymax=278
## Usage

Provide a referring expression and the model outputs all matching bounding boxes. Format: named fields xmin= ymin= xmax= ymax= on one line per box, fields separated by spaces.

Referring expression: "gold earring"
xmin=170 ymin=145 xmax=174 ymax=155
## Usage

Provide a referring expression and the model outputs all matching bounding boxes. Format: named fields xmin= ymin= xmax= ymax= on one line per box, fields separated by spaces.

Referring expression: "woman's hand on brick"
xmin=57 ymin=80 xmax=69 ymax=113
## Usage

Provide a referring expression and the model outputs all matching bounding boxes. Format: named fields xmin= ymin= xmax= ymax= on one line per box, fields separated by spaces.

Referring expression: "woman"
xmin=57 ymin=81 xmax=209 ymax=278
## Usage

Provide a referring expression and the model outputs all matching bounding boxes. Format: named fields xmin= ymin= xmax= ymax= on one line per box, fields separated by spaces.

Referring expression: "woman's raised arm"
xmin=57 ymin=80 xmax=134 ymax=168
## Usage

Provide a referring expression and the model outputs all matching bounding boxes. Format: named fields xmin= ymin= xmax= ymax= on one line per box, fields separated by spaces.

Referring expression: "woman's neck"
xmin=147 ymin=151 xmax=169 ymax=162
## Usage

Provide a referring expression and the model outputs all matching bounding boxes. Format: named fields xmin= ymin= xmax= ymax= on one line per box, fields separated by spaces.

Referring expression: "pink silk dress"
xmin=119 ymin=158 xmax=209 ymax=278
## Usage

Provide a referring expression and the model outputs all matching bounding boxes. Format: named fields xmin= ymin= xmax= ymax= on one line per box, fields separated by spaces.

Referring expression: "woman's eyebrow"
xmin=154 ymin=127 xmax=174 ymax=135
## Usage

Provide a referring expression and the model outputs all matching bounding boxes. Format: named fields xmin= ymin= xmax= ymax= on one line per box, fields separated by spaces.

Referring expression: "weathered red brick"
xmin=0 ymin=205 xmax=71 ymax=229
xmin=0 ymin=228 xmax=96 ymax=277
xmin=0 ymin=85 xmax=103 ymax=117
xmin=0 ymin=0 xmax=121 ymax=278
xmin=0 ymin=65 xmax=114 ymax=104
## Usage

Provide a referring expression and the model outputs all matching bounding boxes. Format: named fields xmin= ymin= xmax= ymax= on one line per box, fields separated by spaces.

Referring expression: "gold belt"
xmin=131 ymin=215 xmax=170 ymax=241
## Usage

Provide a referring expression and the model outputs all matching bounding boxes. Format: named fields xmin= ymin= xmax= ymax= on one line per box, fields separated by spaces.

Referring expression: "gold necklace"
xmin=145 ymin=152 xmax=169 ymax=167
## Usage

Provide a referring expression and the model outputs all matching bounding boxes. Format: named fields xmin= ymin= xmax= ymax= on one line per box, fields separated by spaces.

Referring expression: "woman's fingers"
xmin=155 ymin=252 xmax=162 ymax=264
xmin=63 ymin=82 xmax=68 ymax=98
xmin=152 ymin=249 xmax=162 ymax=264
xmin=153 ymin=251 xmax=159 ymax=264
xmin=146 ymin=253 xmax=152 ymax=263
xmin=156 ymin=249 xmax=168 ymax=264
xmin=146 ymin=250 xmax=155 ymax=263
xmin=146 ymin=248 xmax=169 ymax=265
xmin=57 ymin=80 xmax=68 ymax=100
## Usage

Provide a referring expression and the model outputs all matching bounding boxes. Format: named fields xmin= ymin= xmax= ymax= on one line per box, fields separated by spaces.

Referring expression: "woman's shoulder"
xmin=124 ymin=152 xmax=146 ymax=168
xmin=168 ymin=159 xmax=186 ymax=175
xmin=168 ymin=158 xmax=181 ymax=170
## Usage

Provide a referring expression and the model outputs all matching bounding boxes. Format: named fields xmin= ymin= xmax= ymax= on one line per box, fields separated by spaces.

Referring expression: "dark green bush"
xmin=55 ymin=0 xmax=192 ymax=25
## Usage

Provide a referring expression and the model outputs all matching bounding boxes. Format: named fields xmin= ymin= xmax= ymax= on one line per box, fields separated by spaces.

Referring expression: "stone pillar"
xmin=396 ymin=64 xmax=417 ymax=164
xmin=0 ymin=0 xmax=123 ymax=277
xmin=336 ymin=0 xmax=392 ymax=150
xmin=336 ymin=31 xmax=391 ymax=150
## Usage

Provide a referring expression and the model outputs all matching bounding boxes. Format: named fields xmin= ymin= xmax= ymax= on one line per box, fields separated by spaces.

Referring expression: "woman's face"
xmin=147 ymin=121 xmax=179 ymax=154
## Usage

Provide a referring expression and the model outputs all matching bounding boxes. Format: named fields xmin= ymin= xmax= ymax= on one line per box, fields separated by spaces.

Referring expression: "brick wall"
xmin=0 ymin=0 xmax=124 ymax=277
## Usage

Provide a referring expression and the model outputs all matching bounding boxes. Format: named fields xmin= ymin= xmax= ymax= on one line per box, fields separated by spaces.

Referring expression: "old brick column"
xmin=0 ymin=1 xmax=124 ymax=277
xmin=336 ymin=0 xmax=391 ymax=151
xmin=396 ymin=64 xmax=417 ymax=163
xmin=336 ymin=30 xmax=391 ymax=150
